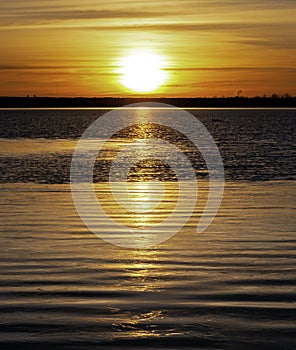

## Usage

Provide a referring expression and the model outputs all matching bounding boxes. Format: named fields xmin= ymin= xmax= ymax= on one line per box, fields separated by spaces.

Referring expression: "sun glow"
xmin=118 ymin=51 xmax=168 ymax=93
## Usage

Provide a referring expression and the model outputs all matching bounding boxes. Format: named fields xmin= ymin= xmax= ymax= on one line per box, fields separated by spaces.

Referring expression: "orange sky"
xmin=0 ymin=0 xmax=295 ymax=97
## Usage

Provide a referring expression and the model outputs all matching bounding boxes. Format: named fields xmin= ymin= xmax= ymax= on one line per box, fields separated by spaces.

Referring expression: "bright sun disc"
xmin=119 ymin=51 xmax=167 ymax=93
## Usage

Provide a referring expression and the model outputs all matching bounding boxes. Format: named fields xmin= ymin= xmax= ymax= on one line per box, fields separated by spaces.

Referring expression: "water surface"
xmin=0 ymin=108 xmax=295 ymax=349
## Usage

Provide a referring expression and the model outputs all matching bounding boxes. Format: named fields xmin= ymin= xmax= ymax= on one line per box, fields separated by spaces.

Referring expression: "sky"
xmin=0 ymin=0 xmax=295 ymax=97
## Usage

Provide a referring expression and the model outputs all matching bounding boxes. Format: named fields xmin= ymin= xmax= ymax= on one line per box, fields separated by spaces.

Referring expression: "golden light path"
xmin=118 ymin=50 xmax=168 ymax=93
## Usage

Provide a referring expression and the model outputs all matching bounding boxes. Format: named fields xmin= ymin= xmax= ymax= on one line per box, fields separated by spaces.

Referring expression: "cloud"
xmin=0 ymin=64 xmax=115 ymax=70
xmin=65 ymin=21 xmax=295 ymax=34
xmin=2 ymin=65 xmax=295 ymax=74
xmin=231 ymin=38 xmax=296 ymax=50
xmin=0 ymin=8 xmax=176 ymax=27
xmin=185 ymin=0 xmax=296 ymax=11
xmin=165 ymin=67 xmax=296 ymax=72
xmin=2 ymin=0 xmax=294 ymax=29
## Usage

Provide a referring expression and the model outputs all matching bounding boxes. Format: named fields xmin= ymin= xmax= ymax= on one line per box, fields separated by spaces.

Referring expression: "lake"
xmin=0 ymin=107 xmax=295 ymax=349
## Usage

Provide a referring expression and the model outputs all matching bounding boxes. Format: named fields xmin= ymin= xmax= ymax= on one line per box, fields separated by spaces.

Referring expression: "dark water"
xmin=0 ymin=181 xmax=295 ymax=350
xmin=0 ymin=108 xmax=295 ymax=349
xmin=0 ymin=108 xmax=295 ymax=183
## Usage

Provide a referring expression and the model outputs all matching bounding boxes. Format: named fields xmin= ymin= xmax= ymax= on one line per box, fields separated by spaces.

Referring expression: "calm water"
xmin=0 ymin=108 xmax=295 ymax=349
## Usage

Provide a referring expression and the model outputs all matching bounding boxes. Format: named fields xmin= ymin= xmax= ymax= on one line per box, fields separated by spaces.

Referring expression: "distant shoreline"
xmin=0 ymin=96 xmax=295 ymax=108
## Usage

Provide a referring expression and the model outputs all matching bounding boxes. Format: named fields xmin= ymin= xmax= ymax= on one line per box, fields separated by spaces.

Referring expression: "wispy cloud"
xmin=231 ymin=38 xmax=296 ymax=50
xmin=0 ymin=64 xmax=114 ymax=70
xmin=2 ymin=65 xmax=295 ymax=73
xmin=0 ymin=9 xmax=174 ymax=28
xmin=2 ymin=20 xmax=294 ymax=35
xmin=165 ymin=67 xmax=296 ymax=72
xmin=81 ymin=22 xmax=295 ymax=32
xmin=2 ymin=0 xmax=294 ymax=28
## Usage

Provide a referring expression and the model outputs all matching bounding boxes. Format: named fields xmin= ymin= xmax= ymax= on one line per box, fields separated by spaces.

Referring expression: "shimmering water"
xmin=0 ymin=108 xmax=295 ymax=349
xmin=0 ymin=108 xmax=295 ymax=182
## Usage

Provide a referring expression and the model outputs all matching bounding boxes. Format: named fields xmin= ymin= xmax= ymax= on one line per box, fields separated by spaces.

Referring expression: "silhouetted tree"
xmin=237 ymin=90 xmax=242 ymax=97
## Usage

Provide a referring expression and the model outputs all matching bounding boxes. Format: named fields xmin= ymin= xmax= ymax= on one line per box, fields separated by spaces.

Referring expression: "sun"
xmin=118 ymin=51 xmax=168 ymax=93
